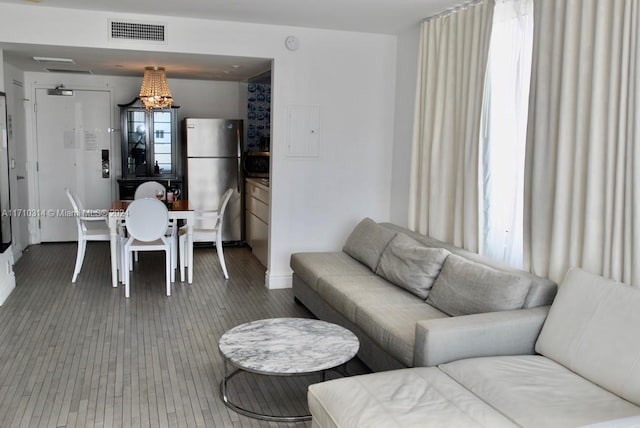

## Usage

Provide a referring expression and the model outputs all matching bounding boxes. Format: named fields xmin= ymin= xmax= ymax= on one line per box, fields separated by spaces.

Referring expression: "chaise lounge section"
xmin=307 ymin=267 xmax=640 ymax=427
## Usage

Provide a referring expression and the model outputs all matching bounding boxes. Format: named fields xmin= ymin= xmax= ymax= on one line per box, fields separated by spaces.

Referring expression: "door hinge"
xmin=38 ymin=219 xmax=41 ymax=229
xmin=34 ymin=103 xmax=37 ymax=113
xmin=36 ymin=161 xmax=39 ymax=172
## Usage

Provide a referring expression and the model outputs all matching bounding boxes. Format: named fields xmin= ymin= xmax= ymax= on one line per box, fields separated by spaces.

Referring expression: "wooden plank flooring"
xmin=0 ymin=243 xmax=365 ymax=427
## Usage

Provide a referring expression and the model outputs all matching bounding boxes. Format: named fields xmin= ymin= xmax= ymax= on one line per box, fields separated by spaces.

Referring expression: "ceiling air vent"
xmin=110 ymin=20 xmax=166 ymax=42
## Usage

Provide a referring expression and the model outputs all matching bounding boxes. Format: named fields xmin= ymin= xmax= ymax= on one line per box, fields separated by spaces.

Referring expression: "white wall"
xmin=23 ymin=72 xmax=242 ymax=122
xmin=0 ymin=4 xmax=398 ymax=288
xmin=390 ymin=24 xmax=420 ymax=227
xmin=0 ymin=49 xmax=3 ymax=91
xmin=0 ymin=247 xmax=14 ymax=306
xmin=3 ymin=62 xmax=27 ymax=260
xmin=21 ymin=72 xmax=242 ymax=195
xmin=0 ymin=48 xmax=17 ymax=305
xmin=169 ymin=79 xmax=243 ymax=121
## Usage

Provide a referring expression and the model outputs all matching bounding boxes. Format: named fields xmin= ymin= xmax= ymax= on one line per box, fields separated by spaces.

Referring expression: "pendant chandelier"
xmin=139 ymin=66 xmax=174 ymax=109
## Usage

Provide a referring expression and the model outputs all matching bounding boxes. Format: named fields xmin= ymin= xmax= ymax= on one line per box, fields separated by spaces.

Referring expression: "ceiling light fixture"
xmin=139 ymin=66 xmax=174 ymax=109
xmin=33 ymin=56 xmax=75 ymax=64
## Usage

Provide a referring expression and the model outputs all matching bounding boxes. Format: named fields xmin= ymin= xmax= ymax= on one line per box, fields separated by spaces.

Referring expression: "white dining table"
xmin=108 ymin=200 xmax=195 ymax=288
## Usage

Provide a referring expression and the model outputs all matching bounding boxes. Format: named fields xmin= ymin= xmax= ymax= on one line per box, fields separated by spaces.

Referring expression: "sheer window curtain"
xmin=480 ymin=0 xmax=533 ymax=268
xmin=409 ymin=0 xmax=495 ymax=252
xmin=525 ymin=0 xmax=640 ymax=285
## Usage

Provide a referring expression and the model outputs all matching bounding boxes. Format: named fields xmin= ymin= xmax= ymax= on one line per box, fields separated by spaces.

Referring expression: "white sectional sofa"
xmin=291 ymin=218 xmax=557 ymax=371
xmin=308 ymin=268 xmax=640 ymax=428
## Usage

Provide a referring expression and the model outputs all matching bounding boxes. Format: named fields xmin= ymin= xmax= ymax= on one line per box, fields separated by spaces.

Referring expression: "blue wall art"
xmin=246 ymin=83 xmax=271 ymax=151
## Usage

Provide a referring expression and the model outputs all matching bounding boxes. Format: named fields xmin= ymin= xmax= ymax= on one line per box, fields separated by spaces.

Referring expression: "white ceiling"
xmin=0 ymin=0 xmax=461 ymax=81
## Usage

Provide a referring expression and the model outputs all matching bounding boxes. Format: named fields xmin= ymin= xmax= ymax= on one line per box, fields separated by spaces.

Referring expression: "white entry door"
xmin=35 ymin=88 xmax=113 ymax=242
xmin=8 ymin=81 xmax=30 ymax=255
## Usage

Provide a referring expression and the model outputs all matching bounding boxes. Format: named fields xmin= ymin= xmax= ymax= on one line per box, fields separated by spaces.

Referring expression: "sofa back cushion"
xmin=375 ymin=233 xmax=450 ymax=299
xmin=378 ymin=223 xmax=557 ymax=308
xmin=343 ymin=218 xmax=397 ymax=271
xmin=426 ymin=254 xmax=531 ymax=316
xmin=535 ymin=268 xmax=640 ymax=406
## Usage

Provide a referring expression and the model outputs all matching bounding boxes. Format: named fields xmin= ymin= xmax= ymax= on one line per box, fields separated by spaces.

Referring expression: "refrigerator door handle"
xmin=236 ymin=126 xmax=242 ymax=191
xmin=236 ymin=127 xmax=242 ymax=158
xmin=236 ymin=157 xmax=241 ymax=192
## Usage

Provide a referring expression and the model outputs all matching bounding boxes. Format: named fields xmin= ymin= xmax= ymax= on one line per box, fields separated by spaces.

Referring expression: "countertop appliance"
xmin=184 ymin=118 xmax=243 ymax=243
xmin=243 ymin=151 xmax=270 ymax=178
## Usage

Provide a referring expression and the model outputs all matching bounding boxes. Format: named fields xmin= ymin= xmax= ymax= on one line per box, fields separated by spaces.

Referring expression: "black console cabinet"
xmin=117 ymin=97 xmax=182 ymax=199
xmin=117 ymin=178 xmax=183 ymax=200
xmin=119 ymin=97 xmax=181 ymax=178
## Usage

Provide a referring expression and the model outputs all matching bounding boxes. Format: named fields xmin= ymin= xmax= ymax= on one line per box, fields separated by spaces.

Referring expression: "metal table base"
xmin=219 ymin=360 xmax=350 ymax=423
xmin=220 ymin=361 xmax=312 ymax=423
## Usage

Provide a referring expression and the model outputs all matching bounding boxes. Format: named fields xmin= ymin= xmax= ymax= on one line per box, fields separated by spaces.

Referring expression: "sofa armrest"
xmin=414 ymin=305 xmax=550 ymax=367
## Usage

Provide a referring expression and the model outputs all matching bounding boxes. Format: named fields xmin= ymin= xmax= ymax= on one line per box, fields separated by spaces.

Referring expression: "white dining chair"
xmin=123 ymin=198 xmax=174 ymax=297
xmin=132 ymin=181 xmax=177 ymax=281
xmin=65 ymin=188 xmax=113 ymax=282
xmin=179 ymin=188 xmax=234 ymax=281
xmin=134 ymin=181 xmax=166 ymax=199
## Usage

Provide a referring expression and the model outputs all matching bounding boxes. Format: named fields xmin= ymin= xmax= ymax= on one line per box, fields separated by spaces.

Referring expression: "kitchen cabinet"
xmin=118 ymin=97 xmax=181 ymax=180
xmin=245 ymin=178 xmax=269 ymax=268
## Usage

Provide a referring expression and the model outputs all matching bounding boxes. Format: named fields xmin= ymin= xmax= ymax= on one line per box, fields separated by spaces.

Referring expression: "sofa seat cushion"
xmin=440 ymin=355 xmax=640 ymax=428
xmin=290 ymin=252 xmax=374 ymax=292
xmin=354 ymin=303 xmax=448 ymax=367
xmin=317 ymin=275 xmax=420 ymax=323
xmin=308 ymin=367 xmax=518 ymax=428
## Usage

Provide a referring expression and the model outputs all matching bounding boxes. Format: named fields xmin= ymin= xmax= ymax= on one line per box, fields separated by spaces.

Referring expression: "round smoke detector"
xmin=285 ymin=36 xmax=299 ymax=51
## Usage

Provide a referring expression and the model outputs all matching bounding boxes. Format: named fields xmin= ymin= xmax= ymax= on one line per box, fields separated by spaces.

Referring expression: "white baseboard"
xmin=265 ymin=271 xmax=292 ymax=289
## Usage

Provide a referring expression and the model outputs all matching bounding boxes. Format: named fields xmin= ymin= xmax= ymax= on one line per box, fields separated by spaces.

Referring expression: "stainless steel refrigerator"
xmin=184 ymin=118 xmax=243 ymax=243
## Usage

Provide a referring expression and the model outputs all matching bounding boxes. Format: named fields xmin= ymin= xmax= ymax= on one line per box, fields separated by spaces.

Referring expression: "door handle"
xmin=17 ymin=175 xmax=25 ymax=180
xmin=102 ymin=149 xmax=110 ymax=178
xmin=102 ymin=162 xmax=110 ymax=178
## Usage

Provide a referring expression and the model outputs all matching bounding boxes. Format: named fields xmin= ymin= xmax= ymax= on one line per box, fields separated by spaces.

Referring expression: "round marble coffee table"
xmin=218 ymin=317 xmax=359 ymax=422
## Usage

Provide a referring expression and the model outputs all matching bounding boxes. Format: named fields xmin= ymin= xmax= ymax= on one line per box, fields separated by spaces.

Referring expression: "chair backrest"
xmin=216 ymin=188 xmax=234 ymax=230
xmin=125 ymin=198 xmax=169 ymax=242
xmin=194 ymin=188 xmax=235 ymax=231
xmin=65 ymin=187 xmax=85 ymax=232
xmin=134 ymin=181 xmax=165 ymax=200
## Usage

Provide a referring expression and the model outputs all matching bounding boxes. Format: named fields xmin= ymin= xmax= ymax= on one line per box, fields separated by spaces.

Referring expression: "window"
xmin=479 ymin=0 xmax=534 ymax=268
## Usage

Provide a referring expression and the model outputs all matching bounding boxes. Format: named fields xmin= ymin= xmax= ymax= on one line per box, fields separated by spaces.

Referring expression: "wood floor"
xmin=0 ymin=243 xmax=363 ymax=428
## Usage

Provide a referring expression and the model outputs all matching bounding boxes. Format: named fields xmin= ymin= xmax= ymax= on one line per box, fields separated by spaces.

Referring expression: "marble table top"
xmin=219 ymin=318 xmax=360 ymax=375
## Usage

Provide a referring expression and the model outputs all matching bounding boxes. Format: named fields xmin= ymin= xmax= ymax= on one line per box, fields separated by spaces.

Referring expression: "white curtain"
xmin=480 ymin=0 xmax=533 ymax=268
xmin=525 ymin=0 xmax=640 ymax=285
xmin=409 ymin=0 xmax=495 ymax=252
